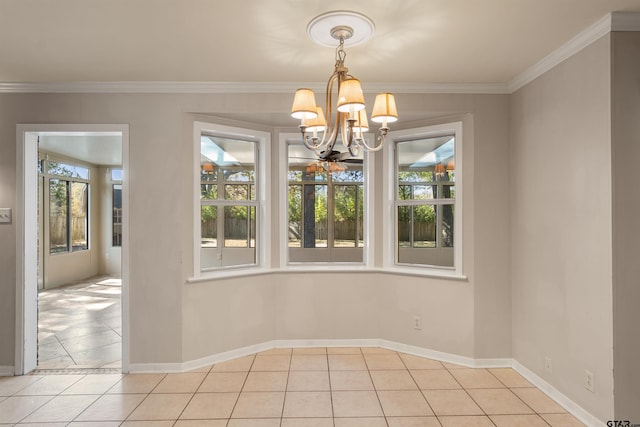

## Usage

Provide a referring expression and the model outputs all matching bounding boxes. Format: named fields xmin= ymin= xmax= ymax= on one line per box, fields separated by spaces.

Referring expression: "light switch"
xmin=0 ymin=208 xmax=12 ymax=224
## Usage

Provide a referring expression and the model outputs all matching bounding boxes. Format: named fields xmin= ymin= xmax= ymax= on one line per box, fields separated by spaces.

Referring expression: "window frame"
xmin=383 ymin=121 xmax=464 ymax=277
xmin=45 ymin=159 xmax=91 ymax=255
xmin=110 ymin=168 xmax=123 ymax=247
xmin=279 ymin=133 xmax=375 ymax=269
xmin=192 ymin=121 xmax=271 ymax=279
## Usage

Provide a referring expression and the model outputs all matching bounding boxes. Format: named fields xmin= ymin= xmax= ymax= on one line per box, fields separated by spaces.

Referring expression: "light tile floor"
xmin=37 ymin=276 xmax=122 ymax=370
xmin=0 ymin=347 xmax=587 ymax=426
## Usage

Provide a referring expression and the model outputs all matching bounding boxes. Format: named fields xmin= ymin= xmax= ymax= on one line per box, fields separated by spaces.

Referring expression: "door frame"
xmin=15 ymin=124 xmax=130 ymax=374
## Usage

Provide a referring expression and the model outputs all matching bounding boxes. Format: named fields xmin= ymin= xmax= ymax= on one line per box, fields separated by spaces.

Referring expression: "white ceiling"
xmin=38 ymin=133 xmax=122 ymax=166
xmin=2 ymin=0 xmax=640 ymax=85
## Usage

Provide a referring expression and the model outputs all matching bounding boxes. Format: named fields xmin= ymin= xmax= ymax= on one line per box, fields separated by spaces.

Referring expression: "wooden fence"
xmin=203 ymin=219 xmax=437 ymax=241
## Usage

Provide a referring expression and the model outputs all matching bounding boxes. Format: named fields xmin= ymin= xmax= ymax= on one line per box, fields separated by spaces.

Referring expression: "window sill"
xmin=187 ymin=267 xmax=272 ymax=284
xmin=282 ymin=263 xmax=369 ymax=273
xmin=187 ymin=265 xmax=467 ymax=283
xmin=376 ymin=266 xmax=468 ymax=281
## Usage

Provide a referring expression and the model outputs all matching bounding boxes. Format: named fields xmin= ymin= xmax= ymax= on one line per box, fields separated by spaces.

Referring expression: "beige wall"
xmin=510 ymin=35 xmax=614 ymax=420
xmin=0 ymin=90 xmax=512 ymax=369
xmin=611 ymin=31 xmax=640 ymax=422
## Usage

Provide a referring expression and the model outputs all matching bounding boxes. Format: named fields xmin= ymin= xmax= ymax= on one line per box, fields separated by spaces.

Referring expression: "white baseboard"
xmin=181 ymin=341 xmax=273 ymax=372
xmin=0 ymin=366 xmax=15 ymax=376
xmin=512 ymin=360 xmax=604 ymax=427
xmin=275 ymin=338 xmax=382 ymax=349
xmin=127 ymin=361 xmax=184 ymax=373
xmin=128 ymin=341 xmax=274 ymax=373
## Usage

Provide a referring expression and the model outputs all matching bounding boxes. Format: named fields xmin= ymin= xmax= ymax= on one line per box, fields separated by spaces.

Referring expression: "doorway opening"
xmin=16 ymin=125 xmax=129 ymax=375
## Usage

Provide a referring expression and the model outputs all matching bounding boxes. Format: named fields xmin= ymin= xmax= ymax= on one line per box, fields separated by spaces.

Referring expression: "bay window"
xmin=194 ymin=122 xmax=270 ymax=274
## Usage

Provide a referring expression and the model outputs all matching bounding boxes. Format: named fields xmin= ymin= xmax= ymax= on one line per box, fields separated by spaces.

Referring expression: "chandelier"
xmin=291 ymin=11 xmax=398 ymax=159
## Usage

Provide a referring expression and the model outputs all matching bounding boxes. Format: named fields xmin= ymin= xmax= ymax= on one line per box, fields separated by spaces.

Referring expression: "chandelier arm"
xmin=357 ymin=130 xmax=388 ymax=152
xmin=348 ymin=140 xmax=362 ymax=157
xmin=316 ymin=72 xmax=340 ymax=153
xmin=340 ymin=113 xmax=350 ymax=148
xmin=301 ymin=72 xmax=341 ymax=152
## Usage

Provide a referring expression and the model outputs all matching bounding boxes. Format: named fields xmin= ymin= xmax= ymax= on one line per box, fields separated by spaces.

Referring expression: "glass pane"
xmin=397 ymin=206 xmax=411 ymax=248
xmin=201 ymin=184 xmax=217 ymax=200
xmin=397 ymin=135 xmax=454 ymax=185
xmin=413 ymin=185 xmax=435 ymax=200
xmin=302 ymin=166 xmax=327 ymax=182
xmin=225 ymin=184 xmax=249 ymax=200
xmin=201 ymin=135 xmax=255 ymax=170
xmin=288 ymin=185 xmax=302 ymax=248
xmin=413 ymin=205 xmax=436 ymax=248
xmin=442 ymin=184 xmax=454 ymax=199
xmin=48 ymin=161 xmax=89 ymax=179
xmin=224 ymin=169 xmax=255 ymax=182
xmin=111 ymin=169 xmax=123 ymax=181
xmin=288 ymin=170 xmax=303 ymax=181
xmin=398 ymin=171 xmax=433 ymax=183
xmin=113 ymin=184 xmax=122 ymax=247
xmin=332 ymin=169 xmax=364 ymax=182
xmin=200 ymin=205 xmax=217 ymax=248
xmin=442 ymin=204 xmax=454 ymax=247
xmin=71 ymin=182 xmax=88 ymax=251
xmin=249 ymin=206 xmax=256 ymax=248
xmin=398 ymin=185 xmax=412 ymax=200
xmin=299 ymin=184 xmax=327 ymax=248
xmin=49 ymin=179 xmax=68 ymax=254
xmin=224 ymin=206 xmax=249 ymax=248
xmin=313 ymin=185 xmax=328 ymax=248
xmin=200 ymin=162 xmax=218 ymax=182
xmin=334 ymin=185 xmax=356 ymax=247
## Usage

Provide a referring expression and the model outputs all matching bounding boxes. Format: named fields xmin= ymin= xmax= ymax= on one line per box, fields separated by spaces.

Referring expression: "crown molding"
xmin=0 ymin=81 xmax=510 ymax=95
xmin=508 ymin=12 xmax=640 ymax=93
xmin=2 ymin=12 xmax=639 ymax=96
xmin=507 ymin=13 xmax=613 ymax=93
xmin=611 ymin=11 xmax=640 ymax=31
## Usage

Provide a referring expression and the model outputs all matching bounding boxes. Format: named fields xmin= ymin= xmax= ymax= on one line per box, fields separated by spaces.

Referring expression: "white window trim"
xmin=383 ymin=121 xmax=465 ymax=278
xmin=191 ymin=121 xmax=271 ymax=280
xmin=278 ymin=132 xmax=375 ymax=269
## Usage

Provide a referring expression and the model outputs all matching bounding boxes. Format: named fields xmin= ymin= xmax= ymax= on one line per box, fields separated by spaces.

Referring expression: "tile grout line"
xmin=15 ymin=372 xmax=87 ymax=424
xmin=278 ymin=349 xmax=294 ymax=426
xmin=171 ymin=366 xmax=212 ymax=425
xmin=122 ymin=372 xmax=168 ymax=423
xmin=324 ymin=349 xmax=335 ymax=427
xmin=484 ymin=368 xmax=549 ymax=425
xmin=443 ymin=364 xmax=497 ymax=425
xmin=225 ymin=352 xmax=257 ymax=426
xmin=361 ymin=348 xmax=390 ymax=427
xmin=398 ymin=352 xmax=438 ymax=418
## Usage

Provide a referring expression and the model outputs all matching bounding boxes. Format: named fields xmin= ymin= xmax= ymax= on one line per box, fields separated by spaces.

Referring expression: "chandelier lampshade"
xmin=337 ymin=78 xmax=366 ymax=113
xmin=291 ymin=88 xmax=319 ymax=120
xmin=371 ymin=93 xmax=398 ymax=125
xmin=306 ymin=106 xmax=327 ymax=133
xmin=354 ymin=109 xmax=369 ymax=132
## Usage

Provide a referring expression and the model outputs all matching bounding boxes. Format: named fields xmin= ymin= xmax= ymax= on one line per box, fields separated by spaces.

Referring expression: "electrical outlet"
xmin=585 ymin=370 xmax=595 ymax=393
xmin=413 ymin=316 xmax=422 ymax=330
xmin=545 ymin=357 xmax=552 ymax=372
xmin=0 ymin=208 xmax=11 ymax=224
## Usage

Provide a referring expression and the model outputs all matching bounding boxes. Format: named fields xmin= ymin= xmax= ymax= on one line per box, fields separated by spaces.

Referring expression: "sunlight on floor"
xmin=37 ymin=276 xmax=121 ymax=370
